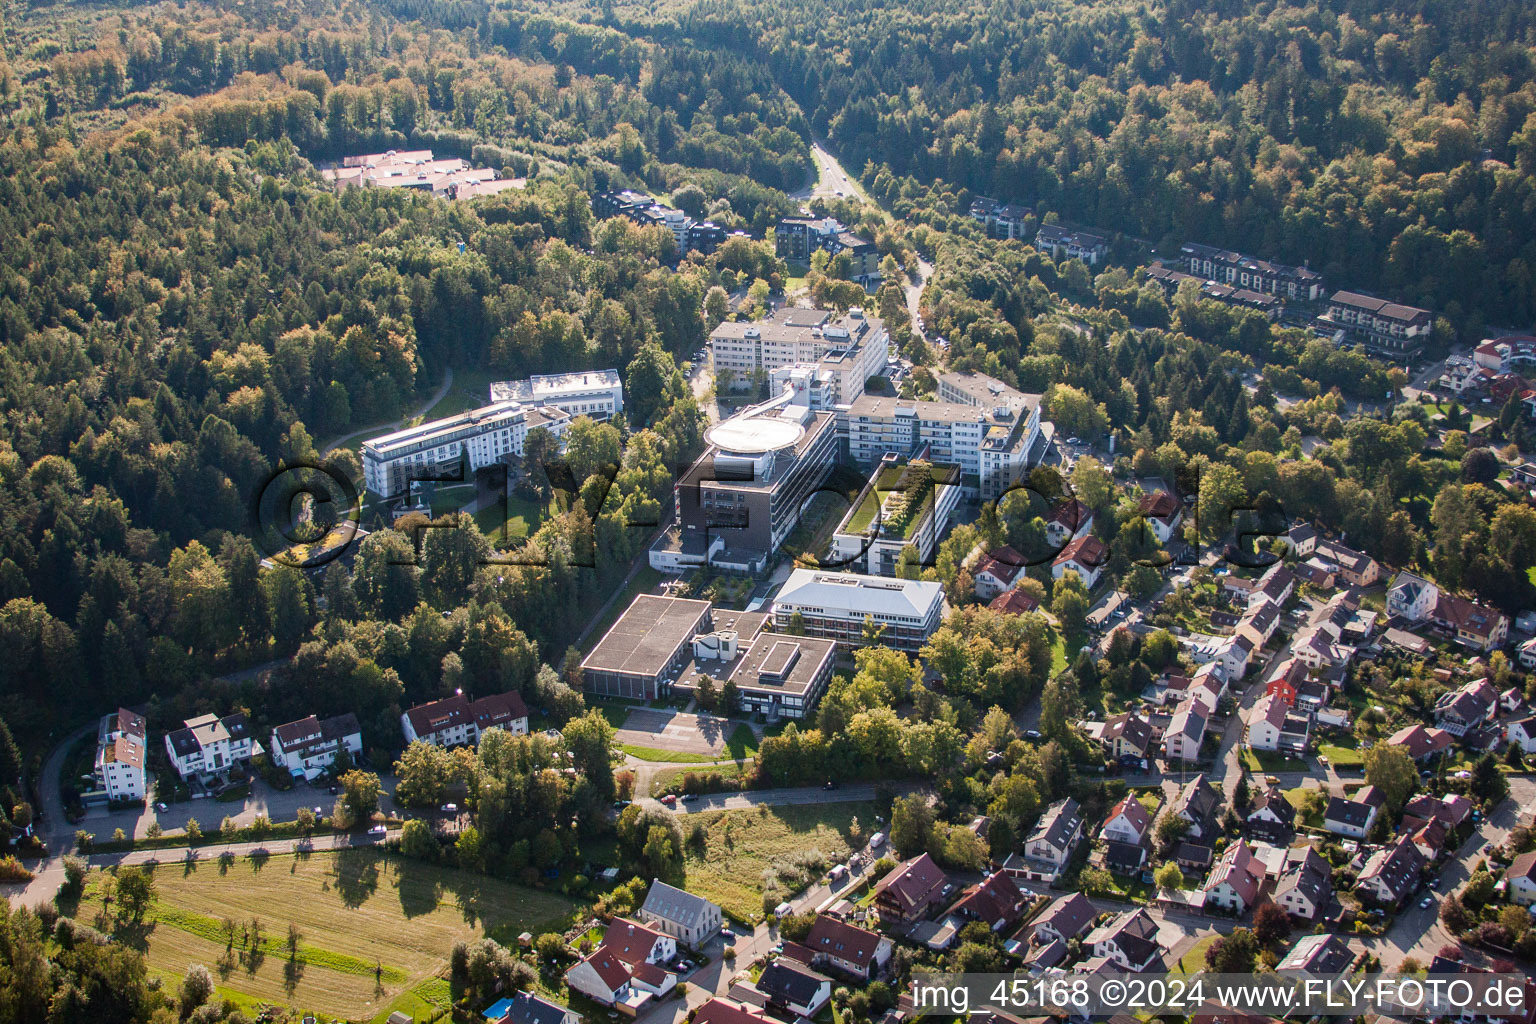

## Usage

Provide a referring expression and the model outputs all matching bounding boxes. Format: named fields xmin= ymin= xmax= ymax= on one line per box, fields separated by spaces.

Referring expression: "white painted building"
xmin=400 ymin=691 xmax=529 ymax=749
xmin=362 ymin=400 xmax=571 ymax=498
xmin=489 ymin=370 xmax=624 ymax=421
xmin=164 ymin=712 xmax=260 ymax=781
xmin=771 ymin=569 xmax=946 ymax=652
xmin=269 ymin=713 xmax=363 ymax=778
xmin=95 ymin=708 xmax=147 ymax=802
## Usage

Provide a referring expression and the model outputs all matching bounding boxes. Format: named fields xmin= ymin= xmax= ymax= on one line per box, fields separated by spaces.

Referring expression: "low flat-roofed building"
xmin=489 ymin=369 xmax=624 ymax=421
xmin=582 ymin=595 xmax=714 ymax=699
xmin=772 ymin=569 xmax=946 ymax=652
xmin=672 ymin=609 xmax=837 ymax=720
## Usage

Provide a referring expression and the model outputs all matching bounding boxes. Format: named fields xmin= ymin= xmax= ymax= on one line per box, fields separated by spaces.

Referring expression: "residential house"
xmin=1044 ymin=500 xmax=1094 ymax=546
xmin=401 ymin=690 xmax=529 ymax=748
xmin=1313 ymin=539 xmax=1380 ymax=586
xmin=1251 ymin=563 xmax=1296 ymax=608
xmin=1245 ymin=787 xmax=1296 ymax=844
xmin=269 ymin=713 xmax=362 ymax=779
xmin=1386 ymin=571 xmax=1510 ymax=651
xmin=95 ymin=707 xmax=147 ymax=802
xmin=1324 ymin=786 xmax=1384 ymax=839
xmin=1203 ymin=841 xmax=1265 ymax=914
xmin=1294 ymin=559 xmax=1337 ymax=590
xmin=164 ymin=713 xmax=258 ymax=781
xmin=1031 ymin=892 xmax=1098 ymax=947
xmin=1285 ymin=523 xmax=1318 ymax=557
xmin=800 ymin=915 xmax=892 ymax=981
xmin=1024 ymin=798 xmax=1084 ymax=881
xmin=1273 ymin=846 xmax=1333 ymax=922
xmin=1086 ymin=908 xmax=1163 ymax=971
xmin=1386 ymin=571 xmax=1440 ymax=621
xmin=1400 ymin=793 xmax=1472 ymax=832
xmin=1264 ymin=659 xmax=1307 ymax=706
xmin=1501 ymin=686 xmax=1530 ymax=716
xmin=1136 ymin=491 xmax=1184 ymax=544
xmin=1276 ymin=934 xmax=1354 ymax=977
xmin=694 ymin=999 xmax=771 ymax=1024
xmin=950 ymin=872 xmax=1028 ymax=933
xmin=1100 ymin=713 xmax=1153 ymax=763
xmin=1100 ymin=796 xmax=1152 ymax=846
xmin=873 ymin=854 xmax=948 ymax=925
xmin=1163 ymin=698 xmax=1209 ymax=762
xmin=1104 ymin=839 xmax=1151 ymax=875
xmin=1505 ymin=852 xmax=1536 ymax=906
xmin=1411 ymin=818 xmax=1451 ymax=861
xmin=1052 ymin=536 xmax=1107 ymax=589
xmin=1244 ymin=695 xmax=1289 ymax=751
xmin=990 ymin=589 xmax=1041 ymax=616
xmin=1388 ymin=724 xmax=1455 ymax=762
xmin=1171 ymin=775 xmax=1223 ymax=841
xmin=490 ymin=992 xmax=582 ymax=1024
xmin=974 ymin=547 xmax=1028 ymax=600
xmin=1035 ymin=224 xmax=1109 ymax=265
xmin=639 ymin=880 xmax=723 ymax=949
xmin=1355 ymin=836 xmax=1425 ymax=908
xmin=1508 ymin=717 xmax=1536 ymax=754
xmin=756 ymin=959 xmax=833 ymax=1018
xmin=1237 ymin=603 xmax=1281 ymax=652
xmin=564 ymin=919 xmax=677 ymax=1008
xmin=1435 ymin=677 xmax=1499 ymax=736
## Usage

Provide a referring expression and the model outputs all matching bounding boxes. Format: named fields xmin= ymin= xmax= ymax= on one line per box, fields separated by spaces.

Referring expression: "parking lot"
xmin=77 ymin=771 xmax=398 ymax=840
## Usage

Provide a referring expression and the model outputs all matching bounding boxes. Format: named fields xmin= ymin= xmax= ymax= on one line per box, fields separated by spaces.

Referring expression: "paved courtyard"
xmin=615 ymin=708 xmax=735 ymax=755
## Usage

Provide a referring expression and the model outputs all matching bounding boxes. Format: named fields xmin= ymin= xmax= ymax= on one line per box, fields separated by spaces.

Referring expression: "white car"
xmin=368 ymin=824 xmax=387 ymax=836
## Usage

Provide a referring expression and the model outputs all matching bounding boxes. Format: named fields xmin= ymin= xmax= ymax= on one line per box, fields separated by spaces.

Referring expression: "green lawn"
xmin=650 ymin=761 xmax=749 ymax=796
xmin=1317 ymin=742 xmax=1364 ymax=768
xmin=1284 ymin=785 xmax=1324 ymax=827
xmin=420 ymin=366 xmax=503 ymax=421
xmin=724 ymin=724 xmax=761 ymax=760
xmin=1175 ymin=934 xmax=1217 ymax=973
xmin=475 ymin=493 xmax=549 ymax=544
xmin=1241 ymin=748 xmax=1310 ymax=772
xmin=77 ymin=851 xmax=575 ymax=1021
xmin=683 ymin=801 xmax=875 ymax=923
xmin=619 ymin=744 xmax=720 ymax=763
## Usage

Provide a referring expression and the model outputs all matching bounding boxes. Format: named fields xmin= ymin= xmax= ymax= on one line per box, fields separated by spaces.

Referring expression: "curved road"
xmin=318 ymin=365 xmax=455 ymax=459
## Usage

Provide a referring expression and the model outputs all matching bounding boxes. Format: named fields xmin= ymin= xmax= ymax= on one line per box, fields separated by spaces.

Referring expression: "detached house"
xmin=1052 ymin=536 xmax=1107 ymax=589
xmin=1163 ymin=698 xmax=1209 ymax=762
xmin=1246 ymin=786 xmax=1296 ymax=844
xmin=1505 ymin=852 xmax=1536 ymax=906
xmin=1204 ymin=841 xmax=1265 ymax=914
xmin=95 ymin=707 xmax=147 ymax=802
xmin=974 ymin=547 xmax=1028 ymax=600
xmin=800 ymin=915 xmax=891 ymax=981
xmin=1171 ymin=775 xmax=1223 ymax=842
xmin=565 ymin=919 xmax=677 ymax=1009
xmin=1044 ymin=499 xmax=1094 ymax=546
xmin=1101 ymin=712 xmax=1154 ymax=763
xmin=1387 ymin=571 xmax=1510 ymax=651
xmin=1273 ymin=846 xmax=1333 ymax=922
xmin=401 ymin=690 xmax=529 ymax=748
xmin=1136 ymin=492 xmax=1184 ymax=544
xmin=1388 ymin=724 xmax=1454 ymax=763
xmin=1435 ymin=677 xmax=1499 ymax=737
xmin=1024 ymin=798 xmax=1084 ymax=881
xmin=639 ymin=880 xmax=722 ymax=949
xmin=269 ymin=713 xmax=363 ymax=779
xmin=1100 ymin=796 xmax=1152 ymax=846
xmin=1030 ymin=892 xmax=1098 ymax=947
xmin=1086 ymin=908 xmax=1163 ymax=971
xmin=757 ymin=959 xmax=833 ymax=1019
xmin=1313 ymin=539 xmax=1380 ymax=586
xmin=1356 ymin=836 xmax=1425 ymax=908
xmin=874 ymin=854 xmax=948 ymax=925
xmin=165 ymin=712 xmax=258 ymax=781
xmin=1277 ymin=934 xmax=1354 ymax=978
xmin=950 ymin=872 xmax=1028 ymax=933
xmin=1324 ymin=785 xmax=1385 ymax=839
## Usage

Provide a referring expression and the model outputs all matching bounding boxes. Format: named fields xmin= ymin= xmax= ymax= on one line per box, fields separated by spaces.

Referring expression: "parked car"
xmin=869 ymin=831 xmax=886 ymax=848
xmin=681 ymin=793 xmax=697 ymax=803
xmin=368 ymin=824 xmax=387 ymax=836
xmin=660 ymin=794 xmax=678 ymax=806
xmin=154 ymin=802 xmax=168 ymax=812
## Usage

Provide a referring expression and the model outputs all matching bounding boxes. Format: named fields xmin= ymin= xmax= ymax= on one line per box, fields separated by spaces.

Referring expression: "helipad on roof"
xmin=705 ymin=415 xmax=805 ymax=454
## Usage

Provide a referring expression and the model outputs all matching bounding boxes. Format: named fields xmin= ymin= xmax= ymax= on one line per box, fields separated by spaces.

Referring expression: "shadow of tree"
xmin=248 ymin=848 xmax=270 ymax=872
xmin=110 ymin=919 xmax=153 ymax=953
xmin=183 ymin=851 xmax=199 ymax=877
xmin=218 ymin=851 xmax=235 ymax=874
xmin=392 ymin=857 xmax=446 ymax=921
xmin=331 ymin=849 xmax=380 ymax=909
xmin=283 ymin=956 xmax=305 ymax=994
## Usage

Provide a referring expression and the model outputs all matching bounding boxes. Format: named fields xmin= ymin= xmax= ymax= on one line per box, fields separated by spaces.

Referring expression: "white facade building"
xmin=362 ymin=400 xmax=570 ymax=499
xmin=165 ymin=713 xmax=259 ymax=781
xmin=710 ymin=308 xmax=888 ymax=405
xmin=771 ymin=569 xmax=946 ymax=652
xmin=489 ymin=370 xmax=624 ymax=421
xmin=95 ymin=708 xmax=147 ymax=802
xmin=269 ymin=713 xmax=363 ymax=778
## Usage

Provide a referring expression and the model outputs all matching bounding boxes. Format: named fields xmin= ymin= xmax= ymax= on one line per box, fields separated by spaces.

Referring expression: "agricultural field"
xmin=682 ymin=801 xmax=876 ymax=923
xmin=77 ymin=850 xmax=575 ymax=1022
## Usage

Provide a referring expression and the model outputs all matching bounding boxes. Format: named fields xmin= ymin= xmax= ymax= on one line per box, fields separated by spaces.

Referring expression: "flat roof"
xmin=582 ymin=595 xmax=712 ymax=678
xmin=675 ymin=630 xmax=836 ymax=698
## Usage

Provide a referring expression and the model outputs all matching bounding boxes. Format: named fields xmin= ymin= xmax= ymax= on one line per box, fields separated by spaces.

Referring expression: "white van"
xmin=774 ymin=901 xmax=794 ymax=917
xmin=869 ymin=832 xmax=886 ymax=848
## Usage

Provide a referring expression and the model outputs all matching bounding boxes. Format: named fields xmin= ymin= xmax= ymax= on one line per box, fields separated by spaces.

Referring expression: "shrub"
xmin=0 ymin=855 xmax=34 ymax=882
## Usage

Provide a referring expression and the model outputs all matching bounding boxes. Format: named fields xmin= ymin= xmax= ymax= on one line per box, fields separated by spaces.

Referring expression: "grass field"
xmin=682 ymin=801 xmax=875 ymax=923
xmin=618 ymin=744 xmax=720 ymax=763
xmin=1241 ymin=748 xmax=1310 ymax=772
xmin=79 ymin=851 xmax=575 ymax=1022
xmin=1176 ymin=934 xmax=1217 ymax=972
xmin=1317 ymin=742 xmax=1364 ymax=767
xmin=650 ymin=761 xmax=749 ymax=796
